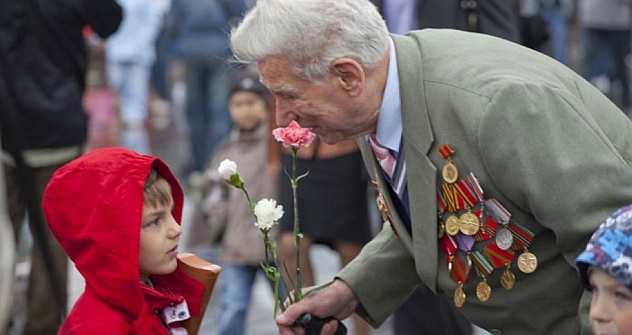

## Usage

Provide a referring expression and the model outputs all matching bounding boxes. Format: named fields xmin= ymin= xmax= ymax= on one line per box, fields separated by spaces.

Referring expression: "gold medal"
xmin=438 ymin=144 xmax=459 ymax=183
xmin=453 ymin=285 xmax=466 ymax=308
xmin=500 ymin=267 xmax=515 ymax=290
xmin=517 ymin=250 xmax=538 ymax=274
xmin=459 ymin=210 xmax=480 ymax=236
xmin=442 ymin=162 xmax=459 ymax=184
xmin=377 ymin=193 xmax=399 ymax=239
xmin=445 ymin=215 xmax=461 ymax=236
xmin=476 ymin=279 xmax=491 ymax=302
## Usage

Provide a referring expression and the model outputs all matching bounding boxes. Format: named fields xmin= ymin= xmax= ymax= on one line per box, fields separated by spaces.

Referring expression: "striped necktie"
xmin=369 ymin=133 xmax=396 ymax=178
xmin=368 ymin=134 xmax=411 ymax=233
xmin=368 ymin=134 xmax=407 ymax=199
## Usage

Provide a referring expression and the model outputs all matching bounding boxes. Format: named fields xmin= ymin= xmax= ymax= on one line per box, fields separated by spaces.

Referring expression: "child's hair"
xmin=143 ymin=169 xmax=172 ymax=207
xmin=576 ymin=204 xmax=632 ymax=292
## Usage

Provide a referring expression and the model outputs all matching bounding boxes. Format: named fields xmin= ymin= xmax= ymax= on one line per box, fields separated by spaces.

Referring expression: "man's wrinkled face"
xmin=588 ymin=267 xmax=632 ymax=335
xmin=258 ymin=55 xmax=375 ymax=144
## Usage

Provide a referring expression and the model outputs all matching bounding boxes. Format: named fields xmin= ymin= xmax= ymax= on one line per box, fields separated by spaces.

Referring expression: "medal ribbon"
xmin=440 ymin=234 xmax=457 ymax=255
xmin=508 ymin=221 xmax=535 ymax=251
xmin=471 ymin=250 xmax=494 ymax=278
xmin=473 ymin=210 xmax=497 ymax=241
xmin=456 ymin=234 xmax=475 ymax=252
xmin=483 ymin=242 xmax=515 ymax=269
xmin=447 ymin=256 xmax=468 ymax=284
xmin=437 ymin=192 xmax=447 ymax=213
xmin=485 ymin=198 xmax=511 ymax=224
xmin=453 ymin=186 xmax=465 ymax=210
xmin=438 ymin=143 xmax=455 ymax=159
xmin=466 ymin=173 xmax=484 ymax=201
xmin=454 ymin=179 xmax=476 ymax=208
xmin=442 ymin=184 xmax=458 ymax=213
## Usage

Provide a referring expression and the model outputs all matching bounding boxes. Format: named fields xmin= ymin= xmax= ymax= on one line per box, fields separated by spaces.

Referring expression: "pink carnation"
xmin=272 ymin=120 xmax=316 ymax=148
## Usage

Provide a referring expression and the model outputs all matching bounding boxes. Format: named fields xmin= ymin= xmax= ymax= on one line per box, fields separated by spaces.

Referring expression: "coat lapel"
xmin=392 ymin=34 xmax=439 ymax=292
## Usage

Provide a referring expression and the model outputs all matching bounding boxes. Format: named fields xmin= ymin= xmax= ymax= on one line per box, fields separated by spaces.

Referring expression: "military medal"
xmin=500 ymin=265 xmax=516 ymax=290
xmin=454 ymin=284 xmax=466 ymax=308
xmin=445 ymin=215 xmax=461 ymax=236
xmin=476 ymin=279 xmax=491 ymax=302
xmin=438 ymin=144 xmax=459 ymax=183
xmin=485 ymin=240 xmax=516 ymax=290
xmin=437 ymin=211 xmax=446 ymax=238
xmin=441 ymin=235 xmax=468 ymax=308
xmin=495 ymin=225 xmax=514 ymax=250
xmin=459 ymin=208 xmax=480 ymax=236
xmin=376 ymin=192 xmax=399 ymax=240
xmin=517 ymin=249 xmax=538 ymax=274
xmin=471 ymin=250 xmax=494 ymax=302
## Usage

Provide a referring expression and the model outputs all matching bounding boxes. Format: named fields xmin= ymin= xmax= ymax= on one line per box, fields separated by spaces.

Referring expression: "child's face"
xmin=228 ymin=91 xmax=267 ymax=131
xmin=588 ymin=267 xmax=632 ymax=335
xmin=139 ymin=188 xmax=181 ymax=283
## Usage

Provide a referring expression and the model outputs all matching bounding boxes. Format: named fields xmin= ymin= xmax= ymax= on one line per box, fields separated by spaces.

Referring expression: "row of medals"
xmin=440 ymin=158 xmax=538 ymax=307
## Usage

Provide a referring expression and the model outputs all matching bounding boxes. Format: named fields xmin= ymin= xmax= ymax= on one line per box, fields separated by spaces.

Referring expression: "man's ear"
xmin=332 ymin=58 xmax=364 ymax=97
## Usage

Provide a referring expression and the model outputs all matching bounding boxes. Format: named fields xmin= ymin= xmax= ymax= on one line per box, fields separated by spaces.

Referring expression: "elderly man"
xmin=230 ymin=1 xmax=632 ymax=334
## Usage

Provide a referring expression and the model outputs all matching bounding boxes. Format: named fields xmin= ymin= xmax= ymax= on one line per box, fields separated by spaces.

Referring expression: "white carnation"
xmin=218 ymin=159 xmax=238 ymax=180
xmin=254 ymin=199 xmax=284 ymax=230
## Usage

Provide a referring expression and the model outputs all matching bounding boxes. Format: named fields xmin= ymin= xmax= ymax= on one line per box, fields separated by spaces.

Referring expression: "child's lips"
xmin=167 ymin=245 xmax=178 ymax=254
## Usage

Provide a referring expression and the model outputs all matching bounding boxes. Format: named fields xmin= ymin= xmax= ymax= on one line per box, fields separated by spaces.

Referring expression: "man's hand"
xmin=276 ymin=279 xmax=359 ymax=335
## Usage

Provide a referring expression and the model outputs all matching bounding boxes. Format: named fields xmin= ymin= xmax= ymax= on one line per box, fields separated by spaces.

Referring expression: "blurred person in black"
xmin=0 ymin=1 xmax=122 ymax=334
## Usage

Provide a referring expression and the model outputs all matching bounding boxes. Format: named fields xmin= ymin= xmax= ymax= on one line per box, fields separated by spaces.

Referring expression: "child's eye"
xmin=615 ymin=290 xmax=632 ymax=301
xmin=143 ymin=219 xmax=159 ymax=228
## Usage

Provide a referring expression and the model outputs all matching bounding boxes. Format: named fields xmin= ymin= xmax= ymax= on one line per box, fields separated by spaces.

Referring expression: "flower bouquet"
xmin=218 ymin=121 xmax=346 ymax=335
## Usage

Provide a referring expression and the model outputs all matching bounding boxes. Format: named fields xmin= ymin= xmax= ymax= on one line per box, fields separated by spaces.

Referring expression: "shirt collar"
xmin=374 ymin=37 xmax=403 ymax=153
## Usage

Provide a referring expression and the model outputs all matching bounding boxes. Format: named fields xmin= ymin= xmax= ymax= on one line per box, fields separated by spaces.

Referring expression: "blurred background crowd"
xmin=2 ymin=0 xmax=632 ymax=335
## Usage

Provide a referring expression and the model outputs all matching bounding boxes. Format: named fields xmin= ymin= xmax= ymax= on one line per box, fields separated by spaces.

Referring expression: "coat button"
xmin=490 ymin=329 xmax=503 ymax=335
xmin=178 ymin=311 xmax=187 ymax=318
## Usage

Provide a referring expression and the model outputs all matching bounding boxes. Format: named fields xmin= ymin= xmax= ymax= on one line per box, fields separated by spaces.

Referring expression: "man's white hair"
xmin=230 ymin=0 xmax=389 ymax=82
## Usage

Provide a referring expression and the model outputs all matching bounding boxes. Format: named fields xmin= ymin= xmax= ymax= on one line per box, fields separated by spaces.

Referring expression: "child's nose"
xmin=589 ymin=293 xmax=612 ymax=324
xmin=168 ymin=215 xmax=182 ymax=238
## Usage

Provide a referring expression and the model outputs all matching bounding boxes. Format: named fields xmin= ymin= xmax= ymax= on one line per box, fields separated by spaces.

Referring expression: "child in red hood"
xmin=43 ymin=147 xmax=206 ymax=334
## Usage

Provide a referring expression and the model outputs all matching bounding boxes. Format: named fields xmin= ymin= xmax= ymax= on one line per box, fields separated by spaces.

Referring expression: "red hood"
xmin=43 ymin=147 xmax=186 ymax=318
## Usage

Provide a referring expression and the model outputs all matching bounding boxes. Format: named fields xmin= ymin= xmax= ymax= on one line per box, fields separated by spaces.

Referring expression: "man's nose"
xmin=275 ymin=100 xmax=297 ymax=127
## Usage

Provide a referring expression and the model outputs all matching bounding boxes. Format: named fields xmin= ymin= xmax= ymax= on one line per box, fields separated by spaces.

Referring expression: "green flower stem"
xmin=262 ymin=230 xmax=284 ymax=315
xmin=291 ymin=147 xmax=303 ymax=302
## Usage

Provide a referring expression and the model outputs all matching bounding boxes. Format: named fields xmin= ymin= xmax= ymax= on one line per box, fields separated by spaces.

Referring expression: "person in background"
xmin=537 ymin=0 xmax=574 ymax=67
xmin=370 ymin=0 xmax=521 ymax=41
xmin=201 ymin=66 xmax=279 ymax=335
xmin=230 ymin=0 xmax=632 ymax=334
xmin=105 ymin=0 xmax=164 ymax=154
xmin=169 ymin=0 xmax=249 ymax=174
xmin=0 ymin=1 xmax=122 ymax=333
xmin=578 ymin=0 xmax=632 ymax=112
xmin=576 ymin=205 xmax=632 ymax=335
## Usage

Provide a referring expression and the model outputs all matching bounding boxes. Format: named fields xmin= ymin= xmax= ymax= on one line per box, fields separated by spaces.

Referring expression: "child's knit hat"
xmin=576 ymin=204 xmax=632 ymax=292
xmin=227 ymin=67 xmax=268 ymax=102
